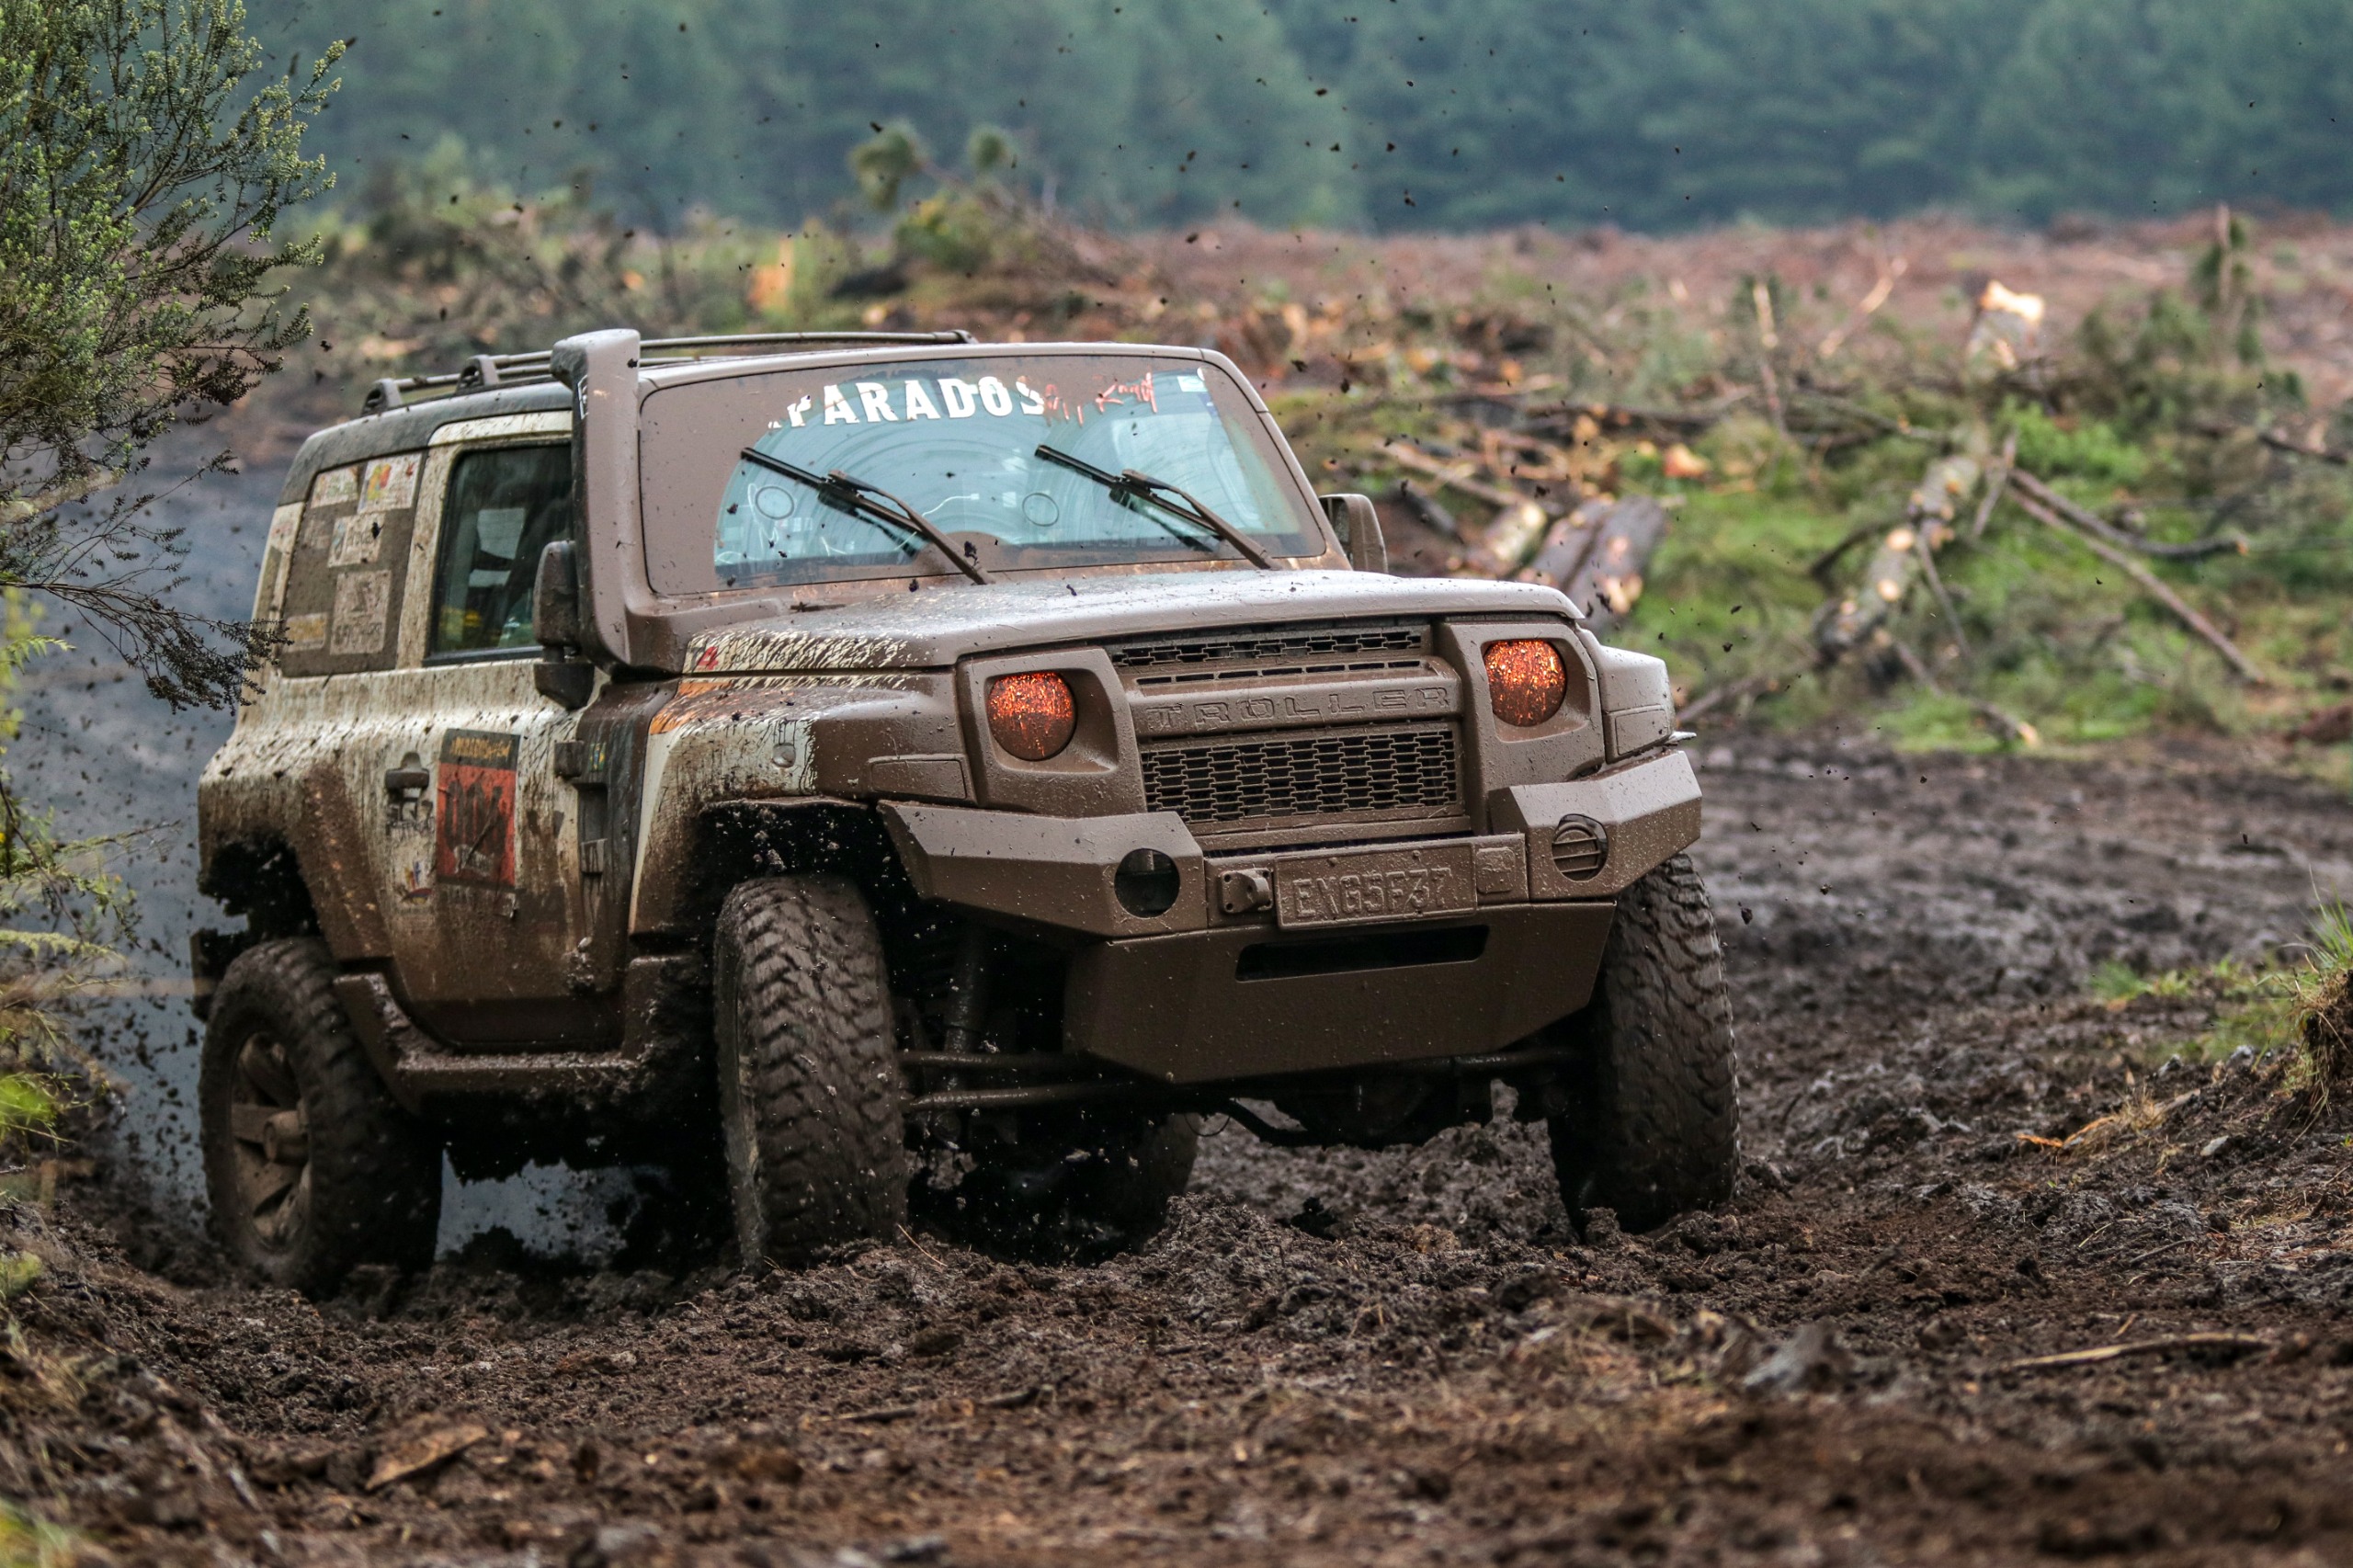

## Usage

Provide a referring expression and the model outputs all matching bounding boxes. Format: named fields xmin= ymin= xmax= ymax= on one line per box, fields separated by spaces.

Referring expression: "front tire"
xmin=1545 ymin=853 xmax=1739 ymax=1233
xmin=199 ymin=939 xmax=442 ymax=1294
xmin=714 ymin=876 xmax=909 ymax=1267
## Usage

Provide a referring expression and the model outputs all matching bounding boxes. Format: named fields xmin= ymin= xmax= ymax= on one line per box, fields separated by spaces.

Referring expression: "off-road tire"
xmin=1545 ymin=853 xmax=1739 ymax=1233
xmin=199 ymin=939 xmax=441 ymax=1295
xmin=714 ymin=876 xmax=909 ymax=1267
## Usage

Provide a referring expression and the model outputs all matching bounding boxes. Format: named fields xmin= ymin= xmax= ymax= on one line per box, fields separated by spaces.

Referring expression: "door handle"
xmin=384 ymin=767 xmax=431 ymax=800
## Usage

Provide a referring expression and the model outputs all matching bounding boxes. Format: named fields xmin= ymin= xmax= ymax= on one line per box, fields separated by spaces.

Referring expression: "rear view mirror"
xmin=532 ymin=540 xmax=594 ymax=709
xmin=1321 ymin=494 xmax=1388 ymax=574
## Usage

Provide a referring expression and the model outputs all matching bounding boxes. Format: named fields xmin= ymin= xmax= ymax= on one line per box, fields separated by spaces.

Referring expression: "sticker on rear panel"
xmin=309 ymin=465 xmax=358 ymax=506
xmin=327 ymin=569 xmax=392 ymax=656
xmin=360 ymin=452 xmax=421 ymax=512
xmin=327 ymin=512 xmax=387 ymax=567
xmin=435 ymin=730 xmax=519 ymax=889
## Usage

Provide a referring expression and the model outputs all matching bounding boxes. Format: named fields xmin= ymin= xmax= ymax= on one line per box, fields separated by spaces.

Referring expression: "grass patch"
xmin=2088 ymin=958 xmax=2293 ymax=1069
xmin=2094 ymin=903 xmax=2353 ymax=1081
xmin=2287 ymin=901 xmax=2353 ymax=1096
xmin=0 ymin=1504 xmax=80 ymax=1568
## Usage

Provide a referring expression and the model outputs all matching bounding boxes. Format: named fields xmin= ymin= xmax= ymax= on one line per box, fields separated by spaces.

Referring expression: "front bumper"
xmin=879 ymin=745 xmax=1700 ymax=1083
xmin=881 ymin=745 xmax=1699 ymax=939
xmin=1066 ymin=903 xmax=1615 ymax=1083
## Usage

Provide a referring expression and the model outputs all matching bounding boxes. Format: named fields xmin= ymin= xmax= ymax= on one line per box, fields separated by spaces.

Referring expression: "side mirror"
xmin=532 ymin=540 xmax=595 ymax=710
xmin=533 ymin=540 xmax=584 ymax=648
xmin=1321 ymin=494 xmax=1388 ymax=574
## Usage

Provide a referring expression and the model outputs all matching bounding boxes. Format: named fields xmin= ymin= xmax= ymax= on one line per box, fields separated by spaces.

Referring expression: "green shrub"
xmin=2007 ymin=403 xmax=2148 ymax=487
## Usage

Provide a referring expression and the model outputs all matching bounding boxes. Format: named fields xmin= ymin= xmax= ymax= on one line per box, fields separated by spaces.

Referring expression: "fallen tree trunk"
xmin=1381 ymin=439 xmax=1563 ymax=517
xmin=1393 ymin=479 xmax=1468 ymax=545
xmin=2006 ymin=469 xmax=2246 ymax=561
xmin=1813 ymin=451 xmax=1980 ymax=665
xmin=2005 ymin=486 xmax=2267 ymax=684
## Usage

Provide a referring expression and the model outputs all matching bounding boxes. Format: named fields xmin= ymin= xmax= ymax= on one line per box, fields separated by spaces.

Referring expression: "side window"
xmin=277 ymin=452 xmax=425 ymax=678
xmin=430 ymin=445 xmax=574 ymax=656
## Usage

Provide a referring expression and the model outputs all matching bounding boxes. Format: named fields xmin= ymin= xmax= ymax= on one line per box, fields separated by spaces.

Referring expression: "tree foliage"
xmin=0 ymin=0 xmax=340 ymax=709
xmin=254 ymin=0 xmax=2353 ymax=233
xmin=0 ymin=3 xmax=339 ymax=1129
xmin=251 ymin=0 xmax=1349 ymax=229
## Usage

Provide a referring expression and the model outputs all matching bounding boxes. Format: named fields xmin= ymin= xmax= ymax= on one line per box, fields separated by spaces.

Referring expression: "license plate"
xmin=1271 ymin=844 xmax=1479 ymax=928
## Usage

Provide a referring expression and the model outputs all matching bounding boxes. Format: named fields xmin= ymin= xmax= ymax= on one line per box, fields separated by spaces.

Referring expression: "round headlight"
xmin=1484 ymin=640 xmax=1567 ymax=728
xmin=986 ymin=671 xmax=1076 ymax=760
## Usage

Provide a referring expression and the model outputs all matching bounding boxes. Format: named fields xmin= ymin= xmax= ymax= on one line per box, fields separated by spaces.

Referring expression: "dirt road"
xmin=10 ymin=738 xmax=2353 ymax=1565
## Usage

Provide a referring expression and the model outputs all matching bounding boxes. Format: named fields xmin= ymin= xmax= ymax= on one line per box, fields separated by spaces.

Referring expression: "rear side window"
xmin=277 ymin=452 xmax=426 ymax=678
xmin=430 ymin=445 xmax=574 ymax=656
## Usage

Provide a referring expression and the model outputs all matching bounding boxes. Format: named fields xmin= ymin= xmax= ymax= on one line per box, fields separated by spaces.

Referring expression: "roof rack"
xmin=358 ymin=329 xmax=980 ymax=415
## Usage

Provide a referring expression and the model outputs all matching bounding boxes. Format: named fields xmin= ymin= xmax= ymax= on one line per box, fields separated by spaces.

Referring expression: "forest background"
xmin=254 ymin=0 xmax=2353 ymax=233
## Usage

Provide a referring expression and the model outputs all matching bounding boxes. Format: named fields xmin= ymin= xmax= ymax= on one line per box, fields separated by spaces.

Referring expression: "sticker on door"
xmin=435 ymin=730 xmax=519 ymax=889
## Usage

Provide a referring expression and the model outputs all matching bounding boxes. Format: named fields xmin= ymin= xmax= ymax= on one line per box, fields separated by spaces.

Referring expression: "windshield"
xmin=639 ymin=353 xmax=1325 ymax=592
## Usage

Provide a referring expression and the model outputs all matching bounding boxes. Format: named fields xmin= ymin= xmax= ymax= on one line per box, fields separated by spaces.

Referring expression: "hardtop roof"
xmin=276 ymin=380 xmax=573 ymax=506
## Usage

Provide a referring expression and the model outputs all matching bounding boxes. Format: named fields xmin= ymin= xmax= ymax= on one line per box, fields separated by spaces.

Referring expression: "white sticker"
xmin=256 ymin=504 xmax=304 ymax=619
xmin=939 ymin=378 xmax=978 ymax=418
xmin=310 ymin=465 xmax=358 ymax=506
xmin=822 ymin=384 xmax=858 ymax=426
xmin=903 ymin=380 xmax=942 ymax=420
xmin=360 ymin=453 xmax=421 ymax=511
xmin=328 ymin=570 xmax=392 ymax=655
xmin=327 ymin=512 xmax=386 ymax=568
xmin=267 ymin=502 xmax=304 ymax=554
xmin=282 ymin=612 xmax=329 ymax=652
xmin=977 ymin=376 xmax=1014 ymax=416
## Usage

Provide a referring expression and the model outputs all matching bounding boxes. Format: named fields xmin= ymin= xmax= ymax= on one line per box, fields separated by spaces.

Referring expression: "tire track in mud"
xmin=17 ymin=737 xmax=2353 ymax=1565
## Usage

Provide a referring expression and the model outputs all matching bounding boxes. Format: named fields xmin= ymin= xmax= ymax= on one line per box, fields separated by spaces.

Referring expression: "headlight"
xmin=1483 ymin=640 xmax=1567 ymax=728
xmin=986 ymin=671 xmax=1076 ymax=760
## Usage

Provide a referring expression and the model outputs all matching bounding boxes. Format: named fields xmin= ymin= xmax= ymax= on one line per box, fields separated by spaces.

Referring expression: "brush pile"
xmin=290 ymin=182 xmax=2353 ymax=746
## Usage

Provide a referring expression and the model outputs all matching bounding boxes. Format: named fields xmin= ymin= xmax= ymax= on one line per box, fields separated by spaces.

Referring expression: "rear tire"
xmin=1545 ymin=853 xmax=1739 ymax=1233
xmin=714 ymin=876 xmax=909 ymax=1267
xmin=1067 ymin=1112 xmax=1199 ymax=1239
xmin=199 ymin=939 xmax=441 ymax=1295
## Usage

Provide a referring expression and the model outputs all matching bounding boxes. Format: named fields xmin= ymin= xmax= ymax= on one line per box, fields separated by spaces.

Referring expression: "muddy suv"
xmin=193 ymin=329 xmax=1735 ymax=1291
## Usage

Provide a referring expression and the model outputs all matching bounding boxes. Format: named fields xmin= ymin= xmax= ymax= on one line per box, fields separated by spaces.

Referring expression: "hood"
xmin=677 ymin=570 xmax=1580 ymax=674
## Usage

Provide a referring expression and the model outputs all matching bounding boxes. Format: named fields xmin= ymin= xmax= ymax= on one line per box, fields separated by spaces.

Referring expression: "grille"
xmin=1133 ymin=656 xmax=1426 ymax=689
xmin=1142 ymin=723 xmax=1461 ymax=827
xmin=1551 ymin=815 xmax=1609 ymax=881
xmin=1110 ymin=620 xmax=1424 ymax=671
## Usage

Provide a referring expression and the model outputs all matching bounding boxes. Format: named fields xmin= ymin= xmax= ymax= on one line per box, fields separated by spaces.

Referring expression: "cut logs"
xmin=1521 ymin=496 xmax=1671 ymax=635
xmin=1813 ymin=451 xmax=1981 ymax=666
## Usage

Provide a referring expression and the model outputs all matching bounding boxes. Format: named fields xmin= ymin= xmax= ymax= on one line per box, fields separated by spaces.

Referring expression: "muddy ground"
xmin=8 ymin=736 xmax=2353 ymax=1566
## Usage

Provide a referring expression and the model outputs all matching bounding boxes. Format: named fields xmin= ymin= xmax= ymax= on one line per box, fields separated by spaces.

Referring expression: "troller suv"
xmin=193 ymin=329 xmax=1736 ymax=1290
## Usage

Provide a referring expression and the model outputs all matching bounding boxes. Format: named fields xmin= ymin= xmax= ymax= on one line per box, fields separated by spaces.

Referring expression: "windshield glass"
xmin=639 ymin=353 xmax=1324 ymax=592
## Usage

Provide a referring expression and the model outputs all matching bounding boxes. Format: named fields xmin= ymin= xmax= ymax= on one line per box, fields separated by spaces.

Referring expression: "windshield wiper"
xmin=738 ymin=448 xmax=991 ymax=585
xmin=1035 ymin=445 xmax=1279 ymax=569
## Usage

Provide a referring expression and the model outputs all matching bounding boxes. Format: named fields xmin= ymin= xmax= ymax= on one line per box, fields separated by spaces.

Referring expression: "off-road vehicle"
xmin=193 ymin=329 xmax=1735 ymax=1290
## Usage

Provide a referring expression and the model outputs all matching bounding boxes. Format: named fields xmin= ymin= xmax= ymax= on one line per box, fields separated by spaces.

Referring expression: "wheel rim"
xmin=225 ymin=1031 xmax=311 ymax=1252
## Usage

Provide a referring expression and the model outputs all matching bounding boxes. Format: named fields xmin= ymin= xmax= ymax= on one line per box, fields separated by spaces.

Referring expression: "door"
xmin=369 ymin=433 xmax=612 ymax=1046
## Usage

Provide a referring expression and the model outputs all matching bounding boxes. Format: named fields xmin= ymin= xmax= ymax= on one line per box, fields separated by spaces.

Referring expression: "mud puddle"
xmin=9 ymin=736 xmax=2353 ymax=1564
